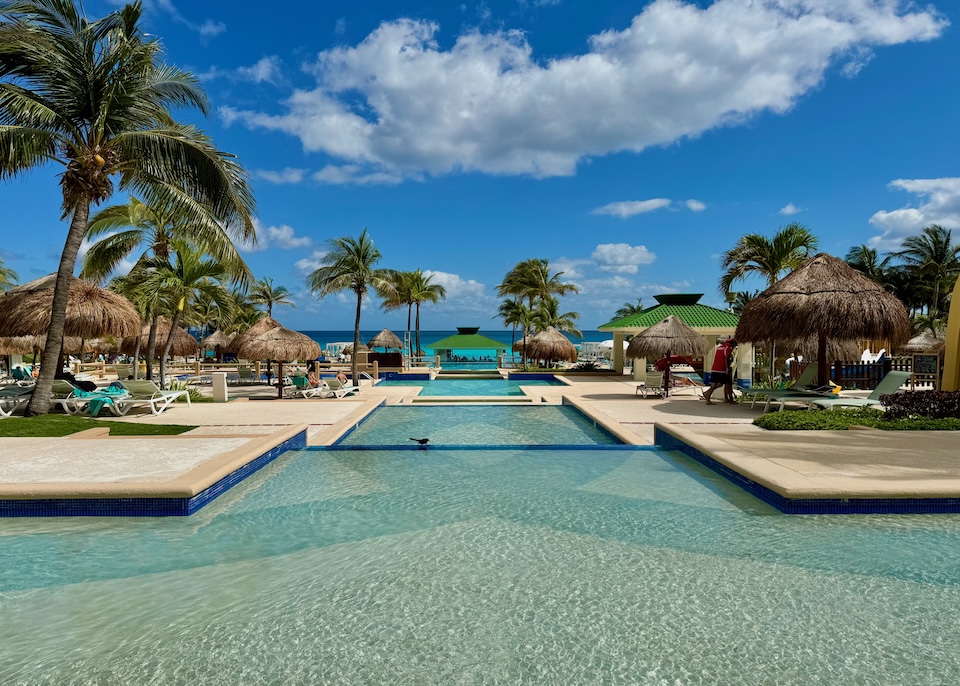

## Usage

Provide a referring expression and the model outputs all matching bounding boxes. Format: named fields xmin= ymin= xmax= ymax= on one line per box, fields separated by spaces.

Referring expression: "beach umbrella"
xmin=901 ymin=331 xmax=945 ymax=354
xmin=235 ymin=325 xmax=321 ymax=399
xmin=518 ymin=326 xmax=578 ymax=364
xmin=201 ymin=329 xmax=233 ymax=350
xmin=226 ymin=316 xmax=281 ymax=356
xmin=121 ymin=317 xmax=198 ymax=357
xmin=626 ymin=315 xmax=708 ymax=395
xmin=735 ymin=253 xmax=911 ymax=386
xmin=343 ymin=341 xmax=370 ymax=355
xmin=0 ymin=335 xmax=91 ymax=355
xmin=368 ymin=328 xmax=403 ymax=350
xmin=0 ymin=274 xmax=140 ymax=339
xmin=779 ymin=337 xmax=862 ymax=362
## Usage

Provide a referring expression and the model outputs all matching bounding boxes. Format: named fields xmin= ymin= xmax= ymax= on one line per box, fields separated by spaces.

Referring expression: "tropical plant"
xmin=0 ymin=255 xmax=17 ymax=291
xmin=719 ymin=223 xmax=820 ymax=293
xmin=844 ymin=245 xmax=893 ymax=285
xmin=249 ymin=276 xmax=294 ymax=318
xmin=495 ymin=298 xmax=526 ymax=349
xmin=381 ymin=270 xmax=415 ymax=356
xmin=533 ymin=296 xmax=581 ymax=338
xmin=1 ymin=1 xmax=256 ymax=415
xmin=613 ymin=298 xmax=644 ymax=320
xmin=893 ymin=224 xmax=960 ymax=314
xmin=108 ymin=272 xmax=153 ymax=379
xmin=498 ymin=258 xmax=578 ymax=363
xmin=409 ymin=269 xmax=446 ymax=357
xmin=306 ymin=229 xmax=393 ymax=383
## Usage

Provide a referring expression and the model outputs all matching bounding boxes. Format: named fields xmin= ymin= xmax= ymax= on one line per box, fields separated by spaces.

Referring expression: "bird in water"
xmin=409 ymin=437 xmax=429 ymax=445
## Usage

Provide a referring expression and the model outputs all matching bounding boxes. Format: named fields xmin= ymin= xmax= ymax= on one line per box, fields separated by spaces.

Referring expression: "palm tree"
xmin=249 ymin=277 xmax=295 ymax=318
xmin=496 ymin=298 xmax=526 ymax=349
xmin=2 ymin=1 xmax=256 ymax=415
xmin=0 ymin=255 xmax=18 ymax=291
xmin=306 ymin=229 xmax=393 ymax=383
xmin=498 ymin=258 xmax=578 ymax=364
xmin=138 ymin=241 xmax=234 ymax=386
xmin=533 ymin=296 xmax=581 ymax=338
xmin=893 ymin=225 xmax=960 ymax=314
xmin=81 ymin=196 xmax=251 ymax=379
xmin=730 ymin=290 xmax=758 ymax=317
xmin=720 ymin=223 xmax=819 ymax=379
xmin=613 ymin=298 xmax=644 ymax=321
xmin=845 ymin=245 xmax=893 ymax=285
xmin=381 ymin=270 xmax=415 ymax=357
xmin=409 ymin=270 xmax=446 ymax=357
xmin=108 ymin=272 xmax=152 ymax=379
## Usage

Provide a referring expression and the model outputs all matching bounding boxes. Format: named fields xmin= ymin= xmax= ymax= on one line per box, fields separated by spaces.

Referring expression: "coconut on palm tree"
xmin=306 ymin=229 xmax=393 ymax=384
xmin=2 ymin=1 xmax=256 ymax=415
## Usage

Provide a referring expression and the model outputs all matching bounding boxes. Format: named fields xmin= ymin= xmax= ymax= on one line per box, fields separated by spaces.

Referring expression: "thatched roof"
xmin=235 ymin=325 xmax=320 ymax=362
xmin=0 ymin=274 xmax=140 ymax=338
xmin=625 ymin=315 xmax=707 ymax=359
xmin=201 ymin=329 xmax=234 ymax=349
xmin=226 ymin=316 xmax=281 ymax=355
xmin=343 ymin=341 xmax=370 ymax=354
xmin=120 ymin=317 xmax=198 ymax=357
xmin=368 ymin=328 xmax=403 ymax=350
xmin=735 ymin=254 xmax=911 ymax=345
xmin=514 ymin=326 xmax=578 ymax=362
xmin=0 ymin=335 xmax=88 ymax=354
xmin=901 ymin=331 xmax=946 ymax=354
xmin=778 ymin=337 xmax=862 ymax=361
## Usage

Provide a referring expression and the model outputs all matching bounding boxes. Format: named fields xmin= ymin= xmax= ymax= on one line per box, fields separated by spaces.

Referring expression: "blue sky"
xmin=3 ymin=0 xmax=958 ymax=332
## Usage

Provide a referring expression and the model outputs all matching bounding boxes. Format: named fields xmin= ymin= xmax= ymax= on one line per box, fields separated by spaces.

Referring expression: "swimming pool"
xmin=377 ymin=377 xmax=564 ymax=396
xmin=2 ymin=447 xmax=958 ymax=684
xmin=335 ymin=405 xmax=620 ymax=445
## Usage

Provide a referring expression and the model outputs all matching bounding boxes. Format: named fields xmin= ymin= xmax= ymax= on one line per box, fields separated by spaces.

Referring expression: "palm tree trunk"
xmin=132 ymin=330 xmax=142 ymax=380
xmin=26 ymin=202 xmax=90 ymax=416
xmin=406 ymin=304 xmax=412 ymax=361
xmin=415 ymin=303 xmax=421 ymax=360
xmin=159 ymin=309 xmax=183 ymax=390
xmin=145 ymin=313 xmax=159 ymax=380
xmin=352 ymin=292 xmax=362 ymax=385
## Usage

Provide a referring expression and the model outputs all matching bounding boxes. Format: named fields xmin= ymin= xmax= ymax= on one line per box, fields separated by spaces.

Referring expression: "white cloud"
xmin=221 ymin=1 xmax=946 ymax=183
xmin=591 ymin=243 xmax=656 ymax=274
xmin=335 ymin=17 xmax=347 ymax=35
xmin=254 ymin=168 xmax=307 ymax=184
xmin=199 ymin=19 xmax=226 ymax=37
xmin=200 ymin=57 xmax=282 ymax=85
xmin=295 ymin=250 xmax=328 ymax=274
xmin=685 ymin=199 xmax=706 ymax=212
xmin=313 ymin=165 xmax=407 ymax=185
xmin=591 ymin=199 xmax=671 ymax=218
xmin=242 ymin=220 xmax=312 ymax=252
xmin=780 ymin=202 xmax=801 ymax=215
xmin=421 ymin=270 xmax=486 ymax=300
xmin=117 ymin=0 xmax=226 ymax=38
xmin=551 ymin=257 xmax=590 ymax=280
xmin=868 ymin=178 xmax=960 ymax=250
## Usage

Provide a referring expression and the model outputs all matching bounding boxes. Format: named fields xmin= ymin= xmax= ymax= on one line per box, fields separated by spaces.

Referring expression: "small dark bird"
xmin=409 ymin=437 xmax=430 ymax=445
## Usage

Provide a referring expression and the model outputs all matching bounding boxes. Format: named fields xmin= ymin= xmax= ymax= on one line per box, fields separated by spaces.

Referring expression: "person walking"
xmin=703 ymin=338 xmax=733 ymax=406
xmin=724 ymin=340 xmax=739 ymax=403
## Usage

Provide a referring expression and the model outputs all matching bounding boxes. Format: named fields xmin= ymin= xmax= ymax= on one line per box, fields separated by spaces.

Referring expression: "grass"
xmin=754 ymin=408 xmax=960 ymax=431
xmin=0 ymin=414 xmax=196 ymax=437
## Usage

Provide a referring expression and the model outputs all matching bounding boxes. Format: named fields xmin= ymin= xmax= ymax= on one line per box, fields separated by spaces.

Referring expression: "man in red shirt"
xmin=702 ymin=338 xmax=734 ymax=405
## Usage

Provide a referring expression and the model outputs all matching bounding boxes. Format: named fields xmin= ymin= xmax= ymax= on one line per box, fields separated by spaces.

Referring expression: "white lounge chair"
xmin=635 ymin=372 xmax=667 ymax=398
xmin=324 ymin=376 xmax=361 ymax=399
xmin=0 ymin=385 xmax=33 ymax=418
xmin=118 ymin=379 xmax=191 ymax=415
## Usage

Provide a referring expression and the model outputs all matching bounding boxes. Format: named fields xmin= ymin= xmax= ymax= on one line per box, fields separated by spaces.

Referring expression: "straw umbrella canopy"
xmin=343 ymin=341 xmax=369 ymax=355
xmin=0 ymin=335 xmax=88 ymax=355
xmin=901 ymin=331 xmax=945 ymax=354
xmin=0 ymin=274 xmax=140 ymax=339
xmin=368 ymin=328 xmax=403 ymax=350
xmin=735 ymin=253 xmax=911 ymax=385
xmin=226 ymin=316 xmax=281 ymax=356
xmin=201 ymin=329 xmax=233 ymax=350
xmin=515 ymin=326 xmax=578 ymax=364
xmin=121 ymin=317 xmax=198 ymax=357
xmin=625 ymin=315 xmax=708 ymax=395
xmin=235 ymin=325 xmax=321 ymax=399
xmin=779 ymin=337 xmax=861 ymax=362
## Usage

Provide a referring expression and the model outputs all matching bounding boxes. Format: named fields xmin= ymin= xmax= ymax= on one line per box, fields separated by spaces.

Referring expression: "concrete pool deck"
xmin=0 ymin=374 xmax=958 ymax=513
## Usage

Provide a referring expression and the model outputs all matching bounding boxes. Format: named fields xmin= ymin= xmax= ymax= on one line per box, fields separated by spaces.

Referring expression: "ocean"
xmin=300 ymin=329 xmax=611 ymax=356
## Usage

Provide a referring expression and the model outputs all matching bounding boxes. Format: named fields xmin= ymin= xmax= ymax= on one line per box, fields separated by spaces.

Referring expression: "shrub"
xmin=570 ymin=361 xmax=601 ymax=371
xmin=882 ymin=391 xmax=960 ymax=420
xmin=754 ymin=407 xmax=960 ymax=431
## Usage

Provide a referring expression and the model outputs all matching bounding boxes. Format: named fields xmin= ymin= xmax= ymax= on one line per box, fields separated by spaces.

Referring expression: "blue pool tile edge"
xmin=0 ymin=429 xmax=307 ymax=517
xmin=321 ymin=444 xmax=655 ymax=451
xmin=654 ymin=426 xmax=960 ymax=515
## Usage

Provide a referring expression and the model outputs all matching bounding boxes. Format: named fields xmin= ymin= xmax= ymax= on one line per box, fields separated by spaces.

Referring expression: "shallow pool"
xmin=336 ymin=405 xmax=620 ymax=445
xmin=378 ymin=377 xmax=564 ymax=396
xmin=2 ymin=448 xmax=959 ymax=684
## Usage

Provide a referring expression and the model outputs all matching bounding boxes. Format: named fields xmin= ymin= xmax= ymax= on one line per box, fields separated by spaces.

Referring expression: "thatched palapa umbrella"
xmin=226 ymin=316 xmax=282 ymax=355
xmin=626 ymin=315 xmax=707 ymax=395
xmin=236 ymin=325 xmax=321 ymax=399
xmin=343 ymin=341 xmax=369 ymax=355
xmin=121 ymin=317 xmax=198 ymax=357
xmin=901 ymin=331 xmax=945 ymax=354
xmin=735 ymin=253 xmax=911 ymax=386
xmin=515 ymin=327 xmax=578 ymax=364
xmin=368 ymin=328 xmax=403 ymax=351
xmin=0 ymin=274 xmax=140 ymax=339
xmin=201 ymin=329 xmax=235 ymax=362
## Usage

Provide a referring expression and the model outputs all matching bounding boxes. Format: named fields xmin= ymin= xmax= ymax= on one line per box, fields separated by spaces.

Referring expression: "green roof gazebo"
xmin=599 ymin=294 xmax=748 ymax=381
xmin=426 ymin=327 xmax=507 ymax=364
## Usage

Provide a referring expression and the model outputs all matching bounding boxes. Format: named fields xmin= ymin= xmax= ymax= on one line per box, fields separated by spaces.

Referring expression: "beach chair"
xmin=802 ymin=370 xmax=912 ymax=411
xmin=0 ymin=385 xmax=33 ymax=418
xmin=739 ymin=365 xmax=818 ymax=410
xmin=59 ymin=384 xmax=130 ymax=417
xmin=12 ymin=367 xmax=35 ymax=386
xmin=635 ymin=371 xmax=667 ymax=398
xmin=113 ymin=364 xmax=133 ymax=380
xmin=324 ymin=376 xmax=362 ymax=399
xmin=118 ymin=379 xmax=191 ymax=415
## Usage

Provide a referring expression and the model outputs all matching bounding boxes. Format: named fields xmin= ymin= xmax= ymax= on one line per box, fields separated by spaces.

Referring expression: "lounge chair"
xmin=0 ymin=385 xmax=33 ymax=418
xmin=230 ymin=365 xmax=258 ymax=385
xmin=636 ymin=371 xmax=667 ymax=398
xmin=324 ymin=376 xmax=362 ymax=399
xmin=739 ymin=365 xmax=818 ymax=410
xmin=118 ymin=379 xmax=191 ymax=415
xmin=112 ymin=364 xmax=133 ymax=380
xmin=803 ymin=370 xmax=912 ymax=411
xmin=284 ymin=374 xmax=329 ymax=399
xmin=12 ymin=366 xmax=35 ymax=386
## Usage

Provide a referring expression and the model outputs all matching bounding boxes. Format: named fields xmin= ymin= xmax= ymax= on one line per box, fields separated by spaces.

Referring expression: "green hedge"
xmin=754 ymin=409 xmax=960 ymax=431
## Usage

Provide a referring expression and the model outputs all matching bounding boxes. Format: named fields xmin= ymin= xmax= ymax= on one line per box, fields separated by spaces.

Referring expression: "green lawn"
xmin=0 ymin=415 xmax=196 ymax=437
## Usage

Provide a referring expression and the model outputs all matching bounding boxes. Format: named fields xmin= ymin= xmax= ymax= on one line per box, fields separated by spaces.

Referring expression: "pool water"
xmin=336 ymin=405 xmax=620 ymax=445
xmin=2 ymin=448 xmax=959 ymax=684
xmin=378 ymin=377 xmax=564 ymax=396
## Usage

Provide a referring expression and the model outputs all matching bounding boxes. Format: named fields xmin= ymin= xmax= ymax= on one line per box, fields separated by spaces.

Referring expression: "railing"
xmin=794 ymin=356 xmax=933 ymax=390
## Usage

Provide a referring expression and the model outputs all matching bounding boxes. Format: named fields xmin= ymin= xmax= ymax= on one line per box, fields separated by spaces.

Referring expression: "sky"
xmin=2 ymin=0 xmax=959 ymax=332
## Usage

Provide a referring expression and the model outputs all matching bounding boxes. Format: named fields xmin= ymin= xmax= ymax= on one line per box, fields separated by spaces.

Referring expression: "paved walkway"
xmin=0 ymin=374 xmax=957 ymax=507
